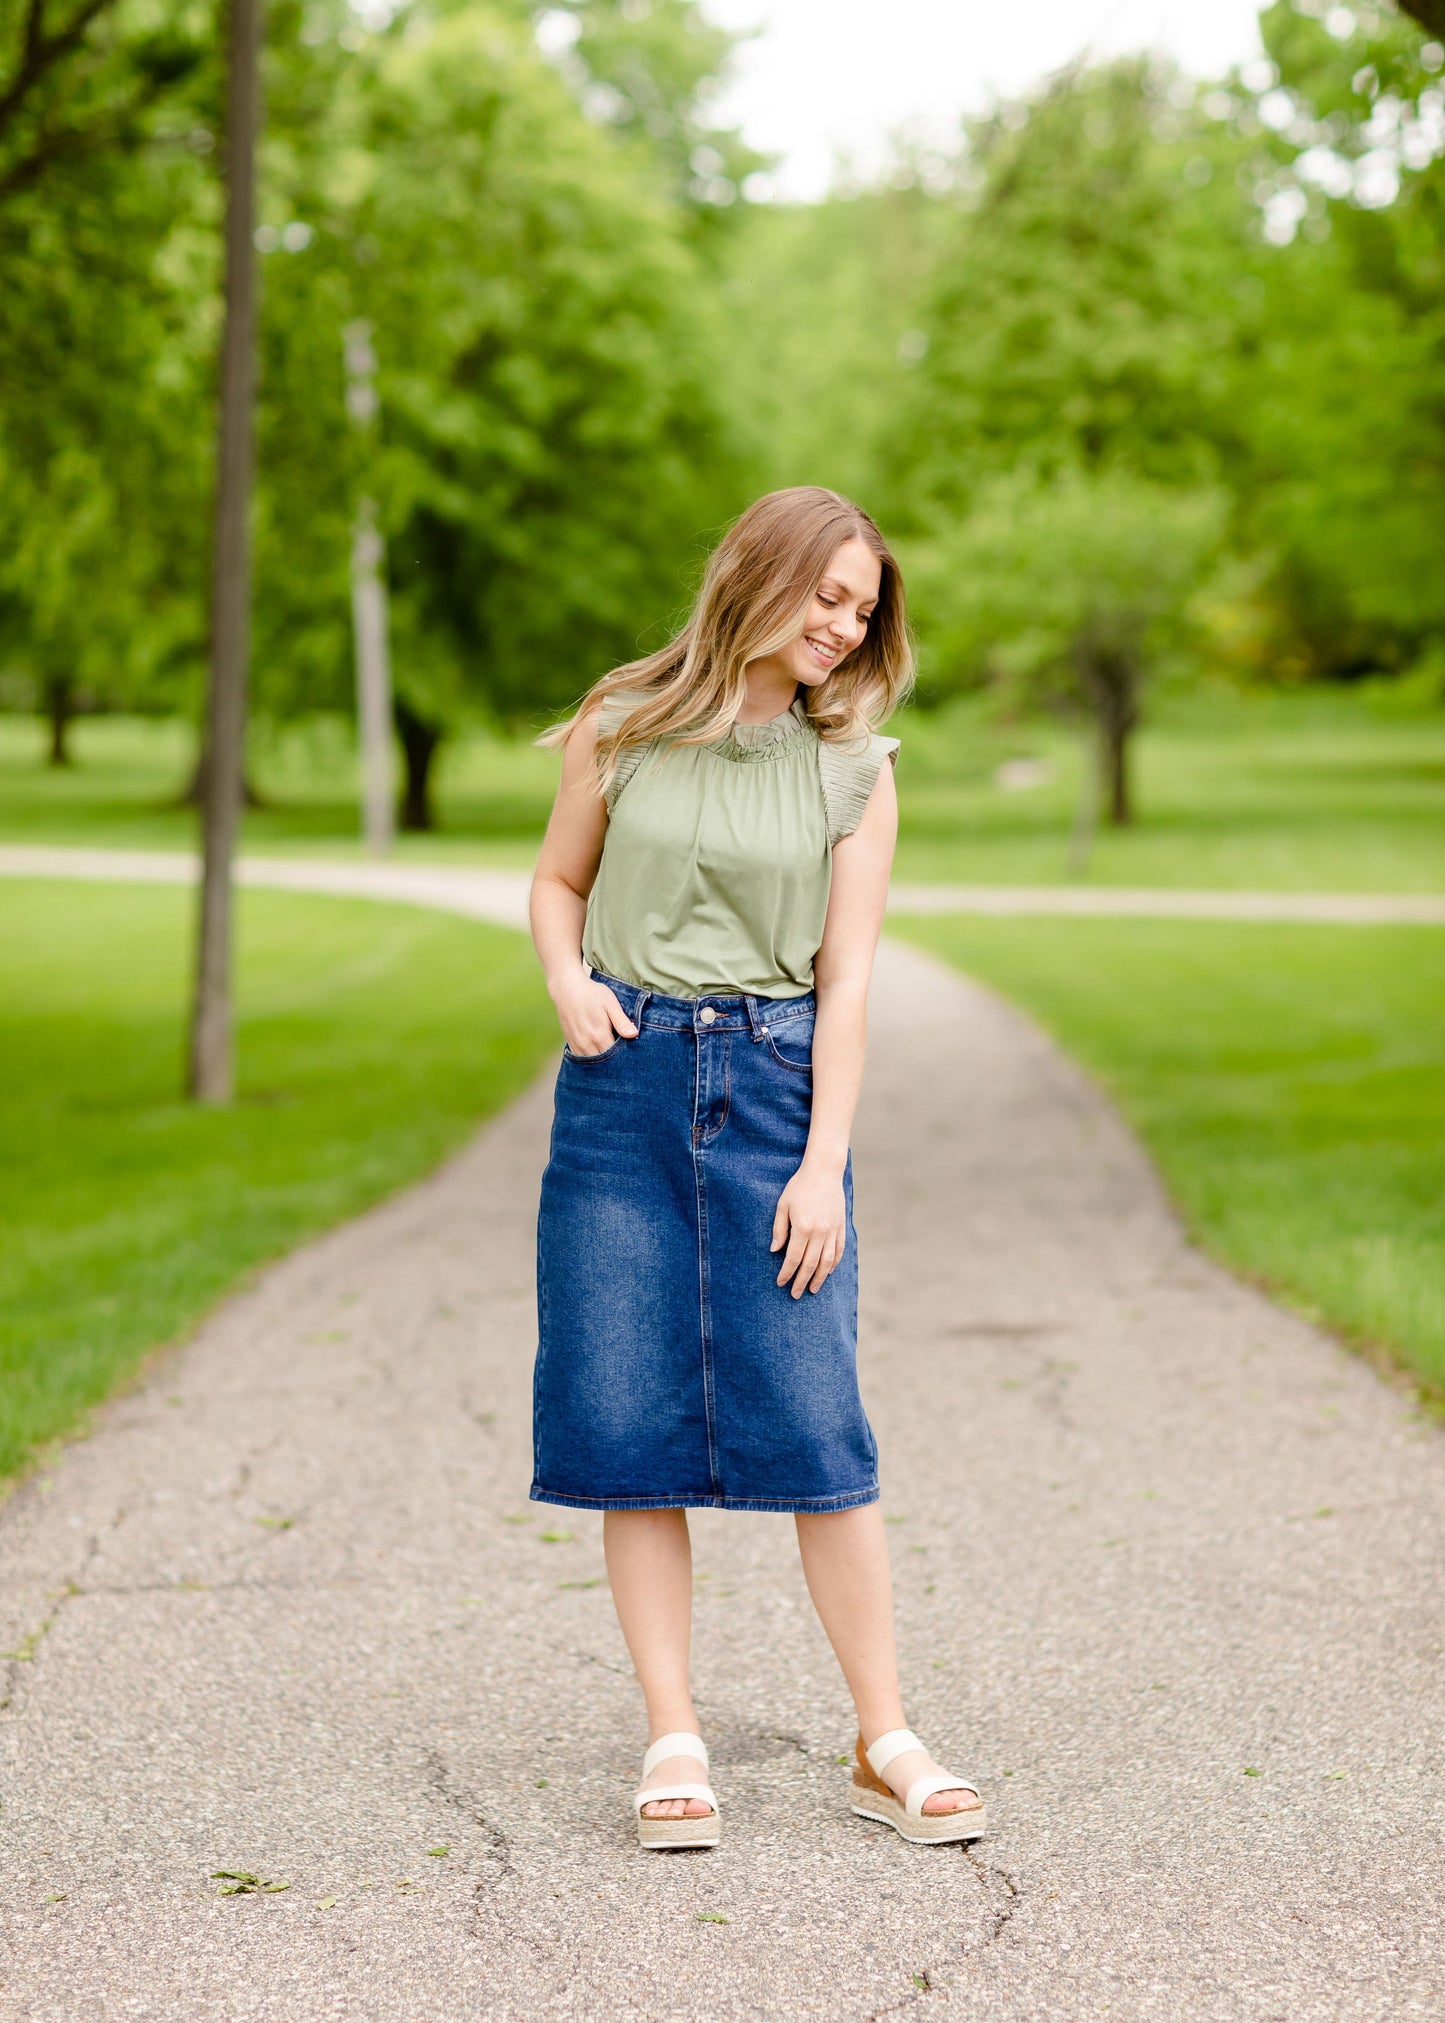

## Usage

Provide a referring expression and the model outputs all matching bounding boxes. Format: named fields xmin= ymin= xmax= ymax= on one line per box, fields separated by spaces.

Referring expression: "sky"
xmin=702 ymin=0 xmax=1269 ymax=198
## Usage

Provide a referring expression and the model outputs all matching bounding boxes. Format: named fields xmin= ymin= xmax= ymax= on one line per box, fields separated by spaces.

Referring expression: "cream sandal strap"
xmin=905 ymin=1773 xmax=980 ymax=1820
xmin=642 ymin=1731 xmax=708 ymax=1779
xmin=865 ymin=1727 xmax=924 ymax=1778
xmin=633 ymin=1781 xmax=718 ymax=1815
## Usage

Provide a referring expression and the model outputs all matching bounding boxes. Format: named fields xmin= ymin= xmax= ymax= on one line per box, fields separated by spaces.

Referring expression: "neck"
xmin=737 ymin=665 xmax=800 ymax=725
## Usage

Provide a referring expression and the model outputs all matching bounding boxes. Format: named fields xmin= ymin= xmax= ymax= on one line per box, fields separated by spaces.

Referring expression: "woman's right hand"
xmin=549 ymin=971 xmax=639 ymax=1057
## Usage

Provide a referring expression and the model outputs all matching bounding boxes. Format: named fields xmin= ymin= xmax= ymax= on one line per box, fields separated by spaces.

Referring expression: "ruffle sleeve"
xmin=595 ymin=691 xmax=654 ymax=814
xmin=816 ymin=730 xmax=901 ymax=846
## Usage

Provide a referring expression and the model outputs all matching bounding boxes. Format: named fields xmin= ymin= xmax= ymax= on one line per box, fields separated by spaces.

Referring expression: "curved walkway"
xmin=1 ymin=863 xmax=1442 ymax=2020
xmin=3 ymin=841 xmax=1444 ymax=925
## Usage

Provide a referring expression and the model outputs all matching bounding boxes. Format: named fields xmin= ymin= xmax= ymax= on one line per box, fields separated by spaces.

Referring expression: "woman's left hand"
xmin=770 ymin=1161 xmax=847 ymax=1297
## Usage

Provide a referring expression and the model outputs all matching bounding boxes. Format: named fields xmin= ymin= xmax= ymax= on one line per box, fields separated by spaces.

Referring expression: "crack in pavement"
xmin=854 ymin=1851 xmax=1020 ymax=2021
xmin=421 ymin=1745 xmax=516 ymax=1884
xmin=4 ymin=936 xmax=1444 ymax=2021
xmin=0 ymin=1499 xmax=129 ymax=1713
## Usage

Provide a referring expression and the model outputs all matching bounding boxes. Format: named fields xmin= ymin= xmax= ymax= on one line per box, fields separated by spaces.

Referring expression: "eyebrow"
xmin=820 ymin=576 xmax=879 ymax=605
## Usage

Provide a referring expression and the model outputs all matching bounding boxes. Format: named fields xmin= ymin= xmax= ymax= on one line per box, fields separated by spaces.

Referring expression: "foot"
xmin=639 ymin=1752 xmax=716 ymax=1821
xmin=874 ymin=1744 xmax=983 ymax=1817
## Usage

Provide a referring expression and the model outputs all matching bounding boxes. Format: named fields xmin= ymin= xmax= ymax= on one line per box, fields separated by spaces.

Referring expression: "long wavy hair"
xmin=536 ymin=487 xmax=915 ymax=796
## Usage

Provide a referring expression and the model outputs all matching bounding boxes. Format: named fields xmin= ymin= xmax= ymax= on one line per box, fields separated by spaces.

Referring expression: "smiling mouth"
xmin=805 ymin=637 xmax=839 ymax=665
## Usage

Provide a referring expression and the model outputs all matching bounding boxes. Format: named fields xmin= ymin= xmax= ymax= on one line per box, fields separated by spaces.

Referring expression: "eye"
xmin=817 ymin=596 xmax=838 ymax=609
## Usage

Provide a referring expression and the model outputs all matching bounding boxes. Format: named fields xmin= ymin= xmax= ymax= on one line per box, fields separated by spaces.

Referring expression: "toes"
xmin=922 ymin=1788 xmax=982 ymax=1816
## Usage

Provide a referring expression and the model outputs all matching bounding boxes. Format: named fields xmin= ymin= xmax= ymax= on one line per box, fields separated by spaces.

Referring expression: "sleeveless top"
xmin=580 ymin=690 xmax=901 ymax=1000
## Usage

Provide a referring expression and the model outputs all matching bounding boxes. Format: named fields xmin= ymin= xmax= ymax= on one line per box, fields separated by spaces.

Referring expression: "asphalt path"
xmin=3 ymin=843 xmax=1444 ymax=925
xmin=1 ymin=881 xmax=1442 ymax=2020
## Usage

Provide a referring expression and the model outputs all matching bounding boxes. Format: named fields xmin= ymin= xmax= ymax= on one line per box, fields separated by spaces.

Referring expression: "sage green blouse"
xmin=581 ymin=691 xmax=900 ymax=1001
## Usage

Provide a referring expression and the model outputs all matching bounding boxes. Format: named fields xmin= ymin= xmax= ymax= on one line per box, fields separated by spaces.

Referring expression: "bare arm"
xmin=770 ymin=754 xmax=898 ymax=1297
xmin=528 ymin=703 xmax=640 ymax=1057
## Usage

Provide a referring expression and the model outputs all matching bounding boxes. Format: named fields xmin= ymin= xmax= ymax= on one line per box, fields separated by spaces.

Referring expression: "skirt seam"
xmin=692 ymin=1040 xmax=723 ymax=1501
xmin=529 ymin=1485 xmax=881 ymax=1513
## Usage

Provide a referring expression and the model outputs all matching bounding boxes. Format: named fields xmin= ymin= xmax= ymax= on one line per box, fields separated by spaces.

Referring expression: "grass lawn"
xmin=0 ymin=712 xmax=555 ymax=867
xmin=894 ymin=685 xmax=1445 ymax=892
xmin=890 ymin=916 xmax=1445 ymax=1395
xmin=3 ymin=683 xmax=1443 ymax=890
xmin=0 ymin=879 xmax=559 ymax=1484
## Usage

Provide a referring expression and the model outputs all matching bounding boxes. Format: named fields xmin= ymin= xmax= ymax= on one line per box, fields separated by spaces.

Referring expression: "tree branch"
xmin=0 ymin=0 xmax=119 ymax=136
xmin=1395 ymin=0 xmax=1445 ymax=39
xmin=0 ymin=63 xmax=177 ymax=201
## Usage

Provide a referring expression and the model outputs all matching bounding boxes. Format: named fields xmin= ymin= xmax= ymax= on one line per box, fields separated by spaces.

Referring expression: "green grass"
xmin=890 ymin=916 xmax=1445 ymax=1394
xmin=0 ymin=712 xmax=557 ymax=865
xmin=893 ymin=685 xmax=1445 ymax=892
xmin=4 ymin=682 xmax=1443 ymax=888
xmin=0 ymin=880 xmax=558 ymax=1483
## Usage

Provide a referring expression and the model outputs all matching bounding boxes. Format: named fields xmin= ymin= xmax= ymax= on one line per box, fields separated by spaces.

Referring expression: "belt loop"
xmin=744 ymin=993 xmax=764 ymax=1040
xmin=634 ymin=987 xmax=653 ymax=1028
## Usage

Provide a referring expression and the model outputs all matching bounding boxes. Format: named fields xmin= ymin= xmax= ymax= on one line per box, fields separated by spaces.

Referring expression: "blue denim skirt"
xmin=531 ymin=968 xmax=879 ymax=1513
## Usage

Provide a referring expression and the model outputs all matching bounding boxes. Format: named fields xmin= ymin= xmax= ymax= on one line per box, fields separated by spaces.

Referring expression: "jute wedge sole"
xmin=633 ymin=1731 xmax=720 ymax=1851
xmin=849 ymin=1728 xmax=987 ymax=1845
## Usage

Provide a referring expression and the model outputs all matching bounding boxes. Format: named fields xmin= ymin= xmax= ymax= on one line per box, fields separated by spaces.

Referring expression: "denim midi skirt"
xmin=531 ymin=969 xmax=879 ymax=1513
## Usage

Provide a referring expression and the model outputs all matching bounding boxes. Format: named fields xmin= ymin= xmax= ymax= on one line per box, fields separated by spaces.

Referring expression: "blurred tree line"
xmin=1 ymin=0 xmax=1442 ymax=825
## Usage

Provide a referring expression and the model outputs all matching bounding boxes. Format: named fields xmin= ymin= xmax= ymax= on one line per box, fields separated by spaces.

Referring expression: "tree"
xmin=884 ymin=59 xmax=1262 ymax=530
xmin=906 ymin=471 xmax=1225 ymax=833
xmin=1217 ymin=1 xmax=1445 ymax=677
xmin=188 ymin=0 xmax=262 ymax=1105
xmin=0 ymin=7 xmax=216 ymax=755
xmin=537 ymin=0 xmax=763 ymax=221
xmin=325 ymin=3 xmax=744 ymax=826
xmin=0 ymin=0 xmax=209 ymax=203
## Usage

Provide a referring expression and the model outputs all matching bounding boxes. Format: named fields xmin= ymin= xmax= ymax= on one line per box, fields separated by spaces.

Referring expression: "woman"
xmin=528 ymin=487 xmax=986 ymax=1851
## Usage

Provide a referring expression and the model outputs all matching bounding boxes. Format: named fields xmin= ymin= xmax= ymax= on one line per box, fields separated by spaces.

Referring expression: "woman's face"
xmin=779 ymin=536 xmax=883 ymax=689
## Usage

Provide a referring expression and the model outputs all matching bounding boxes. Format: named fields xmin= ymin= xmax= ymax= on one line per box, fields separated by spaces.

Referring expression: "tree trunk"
xmin=1101 ymin=711 xmax=1131 ymax=826
xmin=1076 ymin=641 xmax=1140 ymax=828
xmin=394 ymin=697 xmax=442 ymax=832
xmin=177 ymin=752 xmax=265 ymax=810
xmin=187 ymin=0 xmax=263 ymax=1105
xmin=44 ymin=676 xmax=75 ymax=766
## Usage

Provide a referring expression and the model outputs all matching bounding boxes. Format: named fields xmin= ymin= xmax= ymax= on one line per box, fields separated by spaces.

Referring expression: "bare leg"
xmin=603 ymin=1509 xmax=713 ymax=1819
xmin=795 ymin=1504 xmax=982 ymax=1815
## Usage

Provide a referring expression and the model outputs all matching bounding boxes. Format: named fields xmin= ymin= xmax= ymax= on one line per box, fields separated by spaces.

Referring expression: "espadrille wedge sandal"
xmin=850 ymin=1728 xmax=987 ymax=1845
xmin=633 ymin=1732 xmax=721 ymax=1850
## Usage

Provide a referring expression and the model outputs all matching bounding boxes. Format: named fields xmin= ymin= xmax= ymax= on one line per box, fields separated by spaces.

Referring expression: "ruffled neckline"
xmin=709 ymin=695 xmax=813 ymax=763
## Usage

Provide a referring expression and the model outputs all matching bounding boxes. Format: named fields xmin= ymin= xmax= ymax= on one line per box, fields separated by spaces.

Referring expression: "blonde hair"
xmin=536 ymin=486 xmax=914 ymax=795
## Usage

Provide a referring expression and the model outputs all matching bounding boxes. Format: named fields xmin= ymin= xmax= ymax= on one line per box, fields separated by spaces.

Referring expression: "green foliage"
xmin=0 ymin=2 xmax=217 ymax=729
xmin=716 ymin=182 xmax=948 ymax=503
xmin=905 ymin=470 xmax=1226 ymax=826
xmin=1221 ymin=1 xmax=1445 ymax=676
xmin=905 ymin=469 xmax=1226 ymax=704
xmin=537 ymin=0 xmax=764 ymax=218
xmin=894 ymin=914 xmax=1445 ymax=1393
xmin=884 ymin=60 xmax=1261 ymax=518
xmin=346 ymin=4 xmax=745 ymax=732
xmin=0 ymin=879 xmax=558 ymax=1481
xmin=0 ymin=0 xmax=752 ymax=790
xmin=3 ymin=1 xmax=1445 ymax=778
